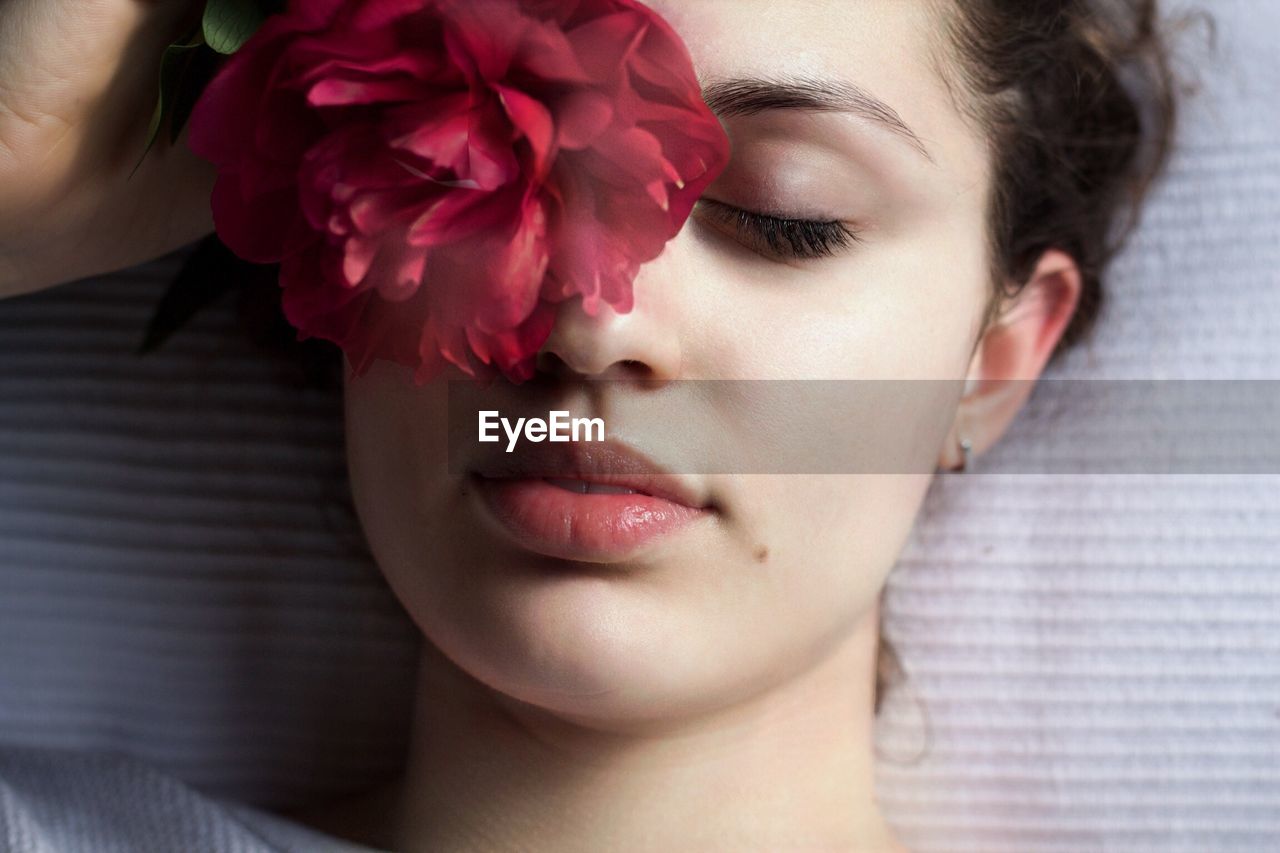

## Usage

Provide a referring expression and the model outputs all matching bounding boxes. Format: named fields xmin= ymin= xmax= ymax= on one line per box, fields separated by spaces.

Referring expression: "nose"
xmin=534 ymin=256 xmax=684 ymax=382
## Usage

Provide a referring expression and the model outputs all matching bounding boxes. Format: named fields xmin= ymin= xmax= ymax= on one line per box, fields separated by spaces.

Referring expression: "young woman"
xmin=0 ymin=0 xmax=1180 ymax=850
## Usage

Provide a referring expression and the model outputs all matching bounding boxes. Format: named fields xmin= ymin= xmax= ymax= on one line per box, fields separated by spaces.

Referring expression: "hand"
xmin=0 ymin=0 xmax=216 ymax=297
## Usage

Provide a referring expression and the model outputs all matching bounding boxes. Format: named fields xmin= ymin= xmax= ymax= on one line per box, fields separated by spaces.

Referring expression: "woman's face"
xmin=344 ymin=0 xmax=992 ymax=728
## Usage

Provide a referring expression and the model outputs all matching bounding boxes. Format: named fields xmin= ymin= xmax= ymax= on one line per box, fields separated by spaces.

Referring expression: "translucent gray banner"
xmin=446 ymin=379 xmax=1280 ymax=475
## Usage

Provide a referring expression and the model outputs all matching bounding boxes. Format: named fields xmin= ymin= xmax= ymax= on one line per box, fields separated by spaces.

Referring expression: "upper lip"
xmin=470 ymin=439 xmax=712 ymax=510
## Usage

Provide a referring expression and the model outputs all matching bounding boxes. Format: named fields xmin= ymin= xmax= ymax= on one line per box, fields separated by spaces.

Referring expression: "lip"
xmin=469 ymin=440 xmax=713 ymax=563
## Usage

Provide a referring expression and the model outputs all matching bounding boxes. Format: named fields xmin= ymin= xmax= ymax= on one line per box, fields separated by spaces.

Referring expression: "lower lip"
xmin=471 ymin=476 xmax=708 ymax=563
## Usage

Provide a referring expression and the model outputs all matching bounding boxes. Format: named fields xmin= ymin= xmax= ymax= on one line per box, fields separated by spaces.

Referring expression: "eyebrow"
xmin=700 ymin=75 xmax=935 ymax=164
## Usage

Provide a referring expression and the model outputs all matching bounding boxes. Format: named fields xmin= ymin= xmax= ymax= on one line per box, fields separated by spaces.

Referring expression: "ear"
xmin=938 ymin=249 xmax=1083 ymax=471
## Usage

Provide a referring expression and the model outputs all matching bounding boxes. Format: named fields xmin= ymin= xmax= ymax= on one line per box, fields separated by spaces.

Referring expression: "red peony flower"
xmin=188 ymin=0 xmax=730 ymax=383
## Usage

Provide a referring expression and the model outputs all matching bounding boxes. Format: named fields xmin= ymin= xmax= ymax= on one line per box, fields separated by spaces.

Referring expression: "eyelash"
xmin=697 ymin=198 xmax=864 ymax=260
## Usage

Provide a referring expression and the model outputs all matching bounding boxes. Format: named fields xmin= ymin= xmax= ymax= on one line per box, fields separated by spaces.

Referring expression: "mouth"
xmin=468 ymin=441 xmax=714 ymax=563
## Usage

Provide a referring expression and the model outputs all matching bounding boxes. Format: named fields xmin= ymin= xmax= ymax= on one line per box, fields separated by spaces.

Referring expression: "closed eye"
xmin=695 ymin=198 xmax=864 ymax=261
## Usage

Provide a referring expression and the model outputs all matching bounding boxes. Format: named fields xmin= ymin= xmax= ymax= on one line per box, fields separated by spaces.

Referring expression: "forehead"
xmin=643 ymin=0 xmax=987 ymax=181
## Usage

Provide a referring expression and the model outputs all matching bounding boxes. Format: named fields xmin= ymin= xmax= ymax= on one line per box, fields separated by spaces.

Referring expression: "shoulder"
xmin=0 ymin=742 xmax=381 ymax=853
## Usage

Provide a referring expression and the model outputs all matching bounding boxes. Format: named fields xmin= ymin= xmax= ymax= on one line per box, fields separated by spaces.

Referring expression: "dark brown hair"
xmin=874 ymin=0 xmax=1197 ymax=714
xmin=936 ymin=0 xmax=1188 ymax=355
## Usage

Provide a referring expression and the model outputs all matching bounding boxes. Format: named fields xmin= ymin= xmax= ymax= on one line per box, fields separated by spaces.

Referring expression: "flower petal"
xmin=553 ymin=90 xmax=614 ymax=150
xmin=495 ymin=84 xmax=556 ymax=179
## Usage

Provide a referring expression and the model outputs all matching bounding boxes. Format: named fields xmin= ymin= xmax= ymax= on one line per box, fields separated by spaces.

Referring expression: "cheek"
xmin=342 ymin=362 xmax=454 ymax=588
xmin=682 ymin=218 xmax=991 ymax=383
xmin=732 ymin=474 xmax=933 ymax=623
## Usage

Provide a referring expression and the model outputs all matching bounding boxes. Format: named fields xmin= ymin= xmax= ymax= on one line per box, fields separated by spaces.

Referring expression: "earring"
xmin=957 ymin=436 xmax=974 ymax=473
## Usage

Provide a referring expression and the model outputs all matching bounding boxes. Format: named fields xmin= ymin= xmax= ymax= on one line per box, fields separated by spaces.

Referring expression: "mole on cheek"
xmin=754 ymin=545 xmax=770 ymax=563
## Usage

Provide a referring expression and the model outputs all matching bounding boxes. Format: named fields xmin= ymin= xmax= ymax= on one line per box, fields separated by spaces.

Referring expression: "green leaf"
xmin=137 ymin=236 xmax=258 ymax=355
xmin=135 ymin=0 xmax=285 ymax=172
xmin=131 ymin=33 xmax=203 ymax=178
xmin=203 ymin=0 xmax=269 ymax=55
xmin=168 ymin=44 xmax=221 ymax=145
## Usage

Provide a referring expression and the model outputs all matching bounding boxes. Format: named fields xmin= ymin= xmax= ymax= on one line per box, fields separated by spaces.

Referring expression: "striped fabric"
xmin=0 ymin=255 xmax=420 ymax=811
xmin=0 ymin=742 xmax=380 ymax=852
xmin=875 ymin=1 xmax=1280 ymax=850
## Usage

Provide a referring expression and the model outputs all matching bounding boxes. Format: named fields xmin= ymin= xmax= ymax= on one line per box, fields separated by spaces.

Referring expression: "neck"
xmin=348 ymin=608 xmax=901 ymax=852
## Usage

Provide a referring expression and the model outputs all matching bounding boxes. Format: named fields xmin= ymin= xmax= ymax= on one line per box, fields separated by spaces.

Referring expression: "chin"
xmin=412 ymin=559 xmax=753 ymax=731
